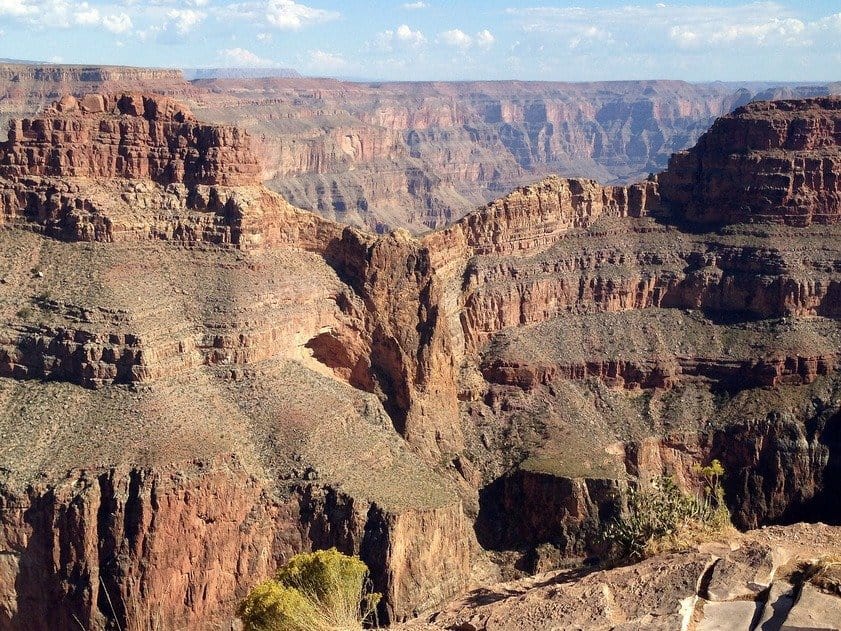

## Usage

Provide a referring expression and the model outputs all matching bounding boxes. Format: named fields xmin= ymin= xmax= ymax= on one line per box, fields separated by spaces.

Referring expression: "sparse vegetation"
xmin=792 ymin=555 xmax=841 ymax=595
xmin=237 ymin=548 xmax=381 ymax=631
xmin=602 ymin=459 xmax=732 ymax=561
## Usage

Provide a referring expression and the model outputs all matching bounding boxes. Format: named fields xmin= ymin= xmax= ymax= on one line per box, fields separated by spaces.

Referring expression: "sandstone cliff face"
xmin=660 ymin=97 xmax=841 ymax=225
xmin=425 ymin=176 xmax=659 ymax=268
xmin=1 ymin=93 xmax=259 ymax=186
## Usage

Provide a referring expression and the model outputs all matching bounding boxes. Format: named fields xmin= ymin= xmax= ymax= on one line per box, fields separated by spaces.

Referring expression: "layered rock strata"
xmin=425 ymin=97 xmax=841 ymax=561
xmin=660 ymin=98 xmax=841 ymax=225
xmin=188 ymin=78 xmax=838 ymax=231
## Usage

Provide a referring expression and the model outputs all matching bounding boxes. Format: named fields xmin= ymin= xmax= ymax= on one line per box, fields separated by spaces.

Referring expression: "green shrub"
xmin=602 ymin=459 xmax=731 ymax=561
xmin=237 ymin=548 xmax=381 ymax=631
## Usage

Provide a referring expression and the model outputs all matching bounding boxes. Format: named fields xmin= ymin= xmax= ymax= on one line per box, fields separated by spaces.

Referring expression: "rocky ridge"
xmin=0 ymin=93 xmax=840 ymax=631
xmin=397 ymin=523 xmax=841 ymax=631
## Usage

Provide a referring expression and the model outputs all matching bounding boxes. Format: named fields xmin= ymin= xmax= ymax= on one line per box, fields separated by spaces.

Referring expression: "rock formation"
xmin=0 ymin=93 xmax=470 ymax=630
xmin=1 ymin=92 xmax=841 ymax=631
xmin=397 ymin=523 xmax=841 ymax=631
xmin=1 ymin=93 xmax=260 ymax=186
xmin=660 ymin=98 xmax=841 ymax=225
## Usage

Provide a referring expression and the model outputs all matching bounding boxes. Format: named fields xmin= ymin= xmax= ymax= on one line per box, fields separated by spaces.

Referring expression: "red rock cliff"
xmin=659 ymin=97 xmax=841 ymax=225
xmin=0 ymin=92 xmax=260 ymax=186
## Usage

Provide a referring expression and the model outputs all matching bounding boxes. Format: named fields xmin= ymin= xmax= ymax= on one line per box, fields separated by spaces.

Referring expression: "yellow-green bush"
xmin=237 ymin=548 xmax=381 ymax=631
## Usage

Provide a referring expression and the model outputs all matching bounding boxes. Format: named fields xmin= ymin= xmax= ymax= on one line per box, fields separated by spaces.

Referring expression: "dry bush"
xmin=237 ymin=548 xmax=381 ymax=631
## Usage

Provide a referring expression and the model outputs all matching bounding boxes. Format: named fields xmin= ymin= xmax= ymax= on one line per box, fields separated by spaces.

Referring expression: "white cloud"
xmin=372 ymin=23 xmax=426 ymax=51
xmin=668 ymin=16 xmax=806 ymax=49
xmin=0 ymin=0 xmax=133 ymax=34
xmin=101 ymin=12 xmax=132 ymax=34
xmin=440 ymin=28 xmax=472 ymax=49
xmin=74 ymin=5 xmax=99 ymax=25
xmin=439 ymin=28 xmax=496 ymax=50
xmin=220 ymin=46 xmax=276 ymax=67
xmin=165 ymin=8 xmax=204 ymax=35
xmin=266 ymin=0 xmax=338 ymax=30
xmin=569 ymin=25 xmax=613 ymax=50
xmin=256 ymin=31 xmax=272 ymax=41
xmin=403 ymin=1 xmax=427 ymax=9
xmin=395 ymin=23 xmax=425 ymax=46
xmin=307 ymin=49 xmax=347 ymax=73
xmin=0 ymin=0 xmax=34 ymax=17
xmin=506 ymin=3 xmax=837 ymax=52
xmin=476 ymin=29 xmax=495 ymax=49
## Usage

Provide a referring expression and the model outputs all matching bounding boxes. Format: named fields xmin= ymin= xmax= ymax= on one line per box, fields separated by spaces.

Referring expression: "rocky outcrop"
xmin=0 ymin=93 xmax=260 ymax=186
xmin=424 ymin=96 xmax=841 ymax=567
xmin=0 ymin=460 xmax=470 ymax=630
xmin=0 ymin=92 xmax=352 ymax=252
xmin=397 ymin=524 xmax=841 ymax=631
xmin=424 ymin=176 xmax=659 ymax=267
xmin=660 ymin=97 xmax=841 ymax=225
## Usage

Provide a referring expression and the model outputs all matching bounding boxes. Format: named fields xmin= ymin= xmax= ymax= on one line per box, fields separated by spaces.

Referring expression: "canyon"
xmin=0 ymin=80 xmax=839 ymax=631
xmin=2 ymin=63 xmax=839 ymax=232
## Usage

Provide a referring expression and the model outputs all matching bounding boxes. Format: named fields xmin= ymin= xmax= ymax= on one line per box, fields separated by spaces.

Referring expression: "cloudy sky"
xmin=0 ymin=0 xmax=839 ymax=81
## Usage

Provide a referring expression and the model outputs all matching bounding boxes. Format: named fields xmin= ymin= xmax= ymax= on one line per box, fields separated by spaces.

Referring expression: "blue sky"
xmin=0 ymin=1 xmax=839 ymax=81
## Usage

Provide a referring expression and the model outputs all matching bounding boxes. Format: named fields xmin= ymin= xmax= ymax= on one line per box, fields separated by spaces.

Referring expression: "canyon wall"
xmin=0 ymin=93 xmax=471 ymax=630
xmin=429 ymin=97 xmax=841 ymax=560
xmin=189 ymin=79 xmax=839 ymax=231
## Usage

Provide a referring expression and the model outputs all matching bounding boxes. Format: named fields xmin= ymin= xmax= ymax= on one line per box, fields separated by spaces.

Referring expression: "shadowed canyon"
xmin=0 ymin=66 xmax=840 ymax=630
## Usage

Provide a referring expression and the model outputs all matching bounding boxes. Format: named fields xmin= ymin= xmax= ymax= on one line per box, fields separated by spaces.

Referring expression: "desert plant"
xmin=237 ymin=548 xmax=381 ymax=631
xmin=602 ymin=460 xmax=731 ymax=561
